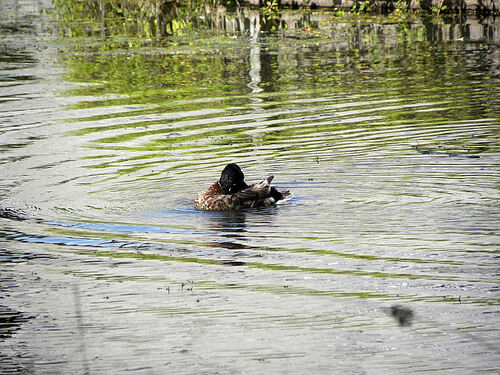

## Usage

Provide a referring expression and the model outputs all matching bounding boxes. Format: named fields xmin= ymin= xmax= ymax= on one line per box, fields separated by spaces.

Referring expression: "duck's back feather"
xmin=234 ymin=176 xmax=273 ymax=202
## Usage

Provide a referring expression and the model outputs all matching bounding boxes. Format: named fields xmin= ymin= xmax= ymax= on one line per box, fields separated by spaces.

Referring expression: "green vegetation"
xmin=51 ymin=0 xmax=211 ymax=38
xmin=49 ymin=0 xmax=473 ymax=42
xmin=48 ymin=0 xmax=497 ymax=171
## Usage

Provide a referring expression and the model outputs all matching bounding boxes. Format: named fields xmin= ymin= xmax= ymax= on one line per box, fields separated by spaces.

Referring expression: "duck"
xmin=194 ymin=163 xmax=291 ymax=211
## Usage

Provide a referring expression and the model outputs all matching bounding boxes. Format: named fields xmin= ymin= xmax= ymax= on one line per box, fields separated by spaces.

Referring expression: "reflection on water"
xmin=1 ymin=1 xmax=499 ymax=374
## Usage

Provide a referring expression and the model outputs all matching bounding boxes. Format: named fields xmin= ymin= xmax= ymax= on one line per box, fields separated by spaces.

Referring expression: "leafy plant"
xmin=394 ymin=0 xmax=410 ymax=15
xmin=263 ymin=0 xmax=279 ymax=15
xmin=333 ymin=7 xmax=345 ymax=17
xmin=351 ymin=0 xmax=372 ymax=15
xmin=431 ymin=0 xmax=447 ymax=15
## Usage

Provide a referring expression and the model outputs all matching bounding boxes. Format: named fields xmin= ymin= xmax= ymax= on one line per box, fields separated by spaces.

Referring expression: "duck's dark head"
xmin=219 ymin=163 xmax=248 ymax=194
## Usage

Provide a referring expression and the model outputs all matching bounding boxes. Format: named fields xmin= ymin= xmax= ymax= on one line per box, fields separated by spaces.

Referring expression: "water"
xmin=1 ymin=1 xmax=499 ymax=373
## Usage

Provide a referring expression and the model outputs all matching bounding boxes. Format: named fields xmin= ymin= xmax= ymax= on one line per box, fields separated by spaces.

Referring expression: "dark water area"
xmin=1 ymin=0 xmax=499 ymax=373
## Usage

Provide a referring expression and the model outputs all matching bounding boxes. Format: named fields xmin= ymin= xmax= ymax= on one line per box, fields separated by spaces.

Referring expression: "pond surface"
xmin=1 ymin=1 xmax=499 ymax=373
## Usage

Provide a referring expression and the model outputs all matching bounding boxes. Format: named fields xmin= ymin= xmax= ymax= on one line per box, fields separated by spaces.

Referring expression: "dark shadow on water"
xmin=388 ymin=304 xmax=415 ymax=327
xmin=0 ymin=207 xmax=28 ymax=222
xmin=0 ymin=247 xmax=56 ymax=263
xmin=0 ymin=295 xmax=33 ymax=373
xmin=0 ymin=305 xmax=32 ymax=340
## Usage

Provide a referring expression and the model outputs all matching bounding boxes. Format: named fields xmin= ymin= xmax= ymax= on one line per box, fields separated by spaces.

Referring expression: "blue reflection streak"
xmin=14 ymin=235 xmax=127 ymax=247
xmin=45 ymin=220 xmax=209 ymax=235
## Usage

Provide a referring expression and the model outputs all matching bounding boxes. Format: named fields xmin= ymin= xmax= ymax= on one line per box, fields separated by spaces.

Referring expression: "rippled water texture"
xmin=1 ymin=1 xmax=499 ymax=373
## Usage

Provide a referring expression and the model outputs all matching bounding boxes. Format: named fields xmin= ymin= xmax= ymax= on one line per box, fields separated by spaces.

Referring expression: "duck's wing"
xmin=233 ymin=176 xmax=274 ymax=202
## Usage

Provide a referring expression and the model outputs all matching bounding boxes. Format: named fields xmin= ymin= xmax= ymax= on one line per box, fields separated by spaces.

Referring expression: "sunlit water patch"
xmin=1 ymin=2 xmax=499 ymax=374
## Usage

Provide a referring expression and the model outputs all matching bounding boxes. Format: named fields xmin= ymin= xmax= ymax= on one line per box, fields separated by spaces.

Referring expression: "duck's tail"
xmin=271 ymin=187 xmax=292 ymax=203
xmin=280 ymin=189 xmax=292 ymax=201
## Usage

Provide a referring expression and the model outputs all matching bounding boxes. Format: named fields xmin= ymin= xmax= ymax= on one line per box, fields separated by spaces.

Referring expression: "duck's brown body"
xmin=194 ymin=181 xmax=233 ymax=211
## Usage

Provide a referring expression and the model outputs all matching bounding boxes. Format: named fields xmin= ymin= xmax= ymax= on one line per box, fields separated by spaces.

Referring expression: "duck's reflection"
xmin=205 ymin=210 xmax=249 ymax=250
xmin=202 ymin=208 xmax=277 ymax=252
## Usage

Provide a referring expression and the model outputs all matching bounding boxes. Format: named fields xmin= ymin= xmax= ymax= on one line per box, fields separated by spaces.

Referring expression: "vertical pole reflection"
xmin=248 ymin=13 xmax=263 ymax=94
xmin=73 ymin=284 xmax=90 ymax=375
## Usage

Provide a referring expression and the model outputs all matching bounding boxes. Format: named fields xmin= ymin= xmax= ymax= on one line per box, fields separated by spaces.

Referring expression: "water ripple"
xmin=1 ymin=8 xmax=499 ymax=374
